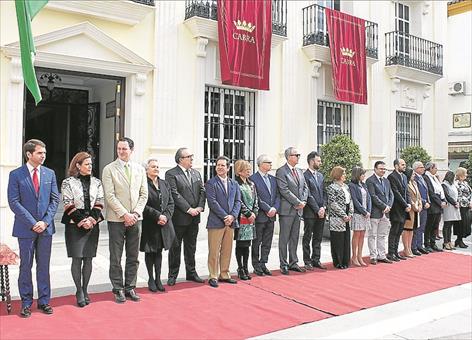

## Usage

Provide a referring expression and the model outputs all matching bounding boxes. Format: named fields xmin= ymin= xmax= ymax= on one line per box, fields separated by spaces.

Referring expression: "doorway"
xmin=24 ymin=68 xmax=125 ymax=187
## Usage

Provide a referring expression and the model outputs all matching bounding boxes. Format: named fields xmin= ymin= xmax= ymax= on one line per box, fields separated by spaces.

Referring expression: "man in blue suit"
xmin=205 ymin=156 xmax=241 ymax=288
xmin=412 ymin=161 xmax=430 ymax=255
xmin=365 ymin=161 xmax=394 ymax=265
xmin=302 ymin=151 xmax=328 ymax=270
xmin=249 ymin=154 xmax=280 ymax=276
xmin=7 ymin=139 xmax=59 ymax=318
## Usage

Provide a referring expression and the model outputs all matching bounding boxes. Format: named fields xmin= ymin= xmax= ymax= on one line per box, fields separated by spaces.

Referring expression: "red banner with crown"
xmin=325 ymin=8 xmax=367 ymax=104
xmin=217 ymin=0 xmax=272 ymax=90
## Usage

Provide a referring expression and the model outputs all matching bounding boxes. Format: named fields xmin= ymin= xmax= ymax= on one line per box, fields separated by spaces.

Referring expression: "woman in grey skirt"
xmin=61 ymin=152 xmax=104 ymax=307
xmin=348 ymin=166 xmax=371 ymax=267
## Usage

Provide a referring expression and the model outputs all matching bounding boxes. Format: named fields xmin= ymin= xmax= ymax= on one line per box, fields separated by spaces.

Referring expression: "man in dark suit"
xmin=7 ymin=139 xmax=59 ymax=318
xmin=249 ymin=154 xmax=280 ymax=276
xmin=205 ymin=156 xmax=241 ymax=288
xmin=165 ymin=148 xmax=206 ymax=286
xmin=302 ymin=151 xmax=327 ymax=270
xmin=412 ymin=161 xmax=431 ymax=255
xmin=387 ymin=159 xmax=411 ymax=261
xmin=276 ymin=147 xmax=308 ymax=275
xmin=366 ymin=161 xmax=394 ymax=265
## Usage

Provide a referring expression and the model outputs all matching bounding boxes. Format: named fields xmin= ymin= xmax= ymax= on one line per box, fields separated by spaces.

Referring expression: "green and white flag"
xmin=15 ymin=0 xmax=48 ymax=105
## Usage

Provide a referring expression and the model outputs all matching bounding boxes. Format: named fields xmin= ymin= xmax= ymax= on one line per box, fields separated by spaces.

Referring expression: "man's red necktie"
xmin=33 ymin=168 xmax=39 ymax=194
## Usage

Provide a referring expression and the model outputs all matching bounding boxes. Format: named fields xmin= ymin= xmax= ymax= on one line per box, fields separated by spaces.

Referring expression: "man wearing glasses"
xmin=276 ymin=147 xmax=308 ymax=275
xmin=249 ymin=154 xmax=280 ymax=276
xmin=365 ymin=161 xmax=394 ymax=264
xmin=166 ymin=148 xmax=206 ymax=286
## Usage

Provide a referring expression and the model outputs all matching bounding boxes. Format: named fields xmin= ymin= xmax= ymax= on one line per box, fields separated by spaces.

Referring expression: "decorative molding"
xmin=46 ymin=0 xmax=154 ymax=26
xmin=401 ymin=85 xmax=417 ymax=109
xmin=422 ymin=1 xmax=432 ymax=15
xmin=391 ymin=77 xmax=401 ymax=93
xmin=135 ymin=73 xmax=147 ymax=95
xmin=448 ymin=0 xmax=472 ymax=16
xmin=311 ymin=60 xmax=322 ymax=79
xmin=196 ymin=37 xmax=209 ymax=58
xmin=423 ymin=84 xmax=432 ymax=98
xmin=10 ymin=57 xmax=22 ymax=84
xmin=385 ymin=65 xmax=442 ymax=85
xmin=302 ymin=44 xmax=378 ymax=66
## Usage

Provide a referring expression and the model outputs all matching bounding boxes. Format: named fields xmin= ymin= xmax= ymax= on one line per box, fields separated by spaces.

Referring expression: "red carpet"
xmin=244 ymin=252 xmax=472 ymax=316
xmin=0 ymin=281 xmax=328 ymax=340
xmin=1 ymin=252 xmax=470 ymax=339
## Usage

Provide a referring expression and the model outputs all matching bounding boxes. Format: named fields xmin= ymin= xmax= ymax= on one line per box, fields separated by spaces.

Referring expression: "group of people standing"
xmin=7 ymin=138 xmax=472 ymax=318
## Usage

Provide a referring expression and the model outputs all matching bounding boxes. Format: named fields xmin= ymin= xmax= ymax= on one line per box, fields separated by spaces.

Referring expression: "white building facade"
xmin=0 ymin=0 xmax=449 ymax=246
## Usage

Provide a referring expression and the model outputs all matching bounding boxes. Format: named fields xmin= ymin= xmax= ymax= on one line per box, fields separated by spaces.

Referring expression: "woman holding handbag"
xmin=234 ymin=160 xmax=259 ymax=280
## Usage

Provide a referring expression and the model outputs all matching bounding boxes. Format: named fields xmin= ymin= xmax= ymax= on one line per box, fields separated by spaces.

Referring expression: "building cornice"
xmin=448 ymin=0 xmax=472 ymax=17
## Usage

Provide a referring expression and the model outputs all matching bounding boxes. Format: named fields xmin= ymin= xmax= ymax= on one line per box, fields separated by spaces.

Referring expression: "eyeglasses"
xmin=290 ymin=154 xmax=301 ymax=158
xmin=263 ymin=161 xmax=272 ymax=164
xmin=181 ymin=155 xmax=194 ymax=159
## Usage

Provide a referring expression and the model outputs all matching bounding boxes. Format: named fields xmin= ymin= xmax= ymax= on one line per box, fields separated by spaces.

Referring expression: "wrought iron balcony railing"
xmin=131 ymin=0 xmax=155 ymax=5
xmin=302 ymin=3 xmax=378 ymax=59
xmin=385 ymin=31 xmax=443 ymax=75
xmin=184 ymin=0 xmax=287 ymax=37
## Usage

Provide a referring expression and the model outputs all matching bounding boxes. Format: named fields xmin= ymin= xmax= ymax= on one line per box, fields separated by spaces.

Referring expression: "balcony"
xmin=301 ymin=4 xmax=378 ymax=65
xmin=46 ymin=0 xmax=154 ymax=26
xmin=385 ymin=31 xmax=443 ymax=84
xmin=183 ymin=0 xmax=287 ymax=48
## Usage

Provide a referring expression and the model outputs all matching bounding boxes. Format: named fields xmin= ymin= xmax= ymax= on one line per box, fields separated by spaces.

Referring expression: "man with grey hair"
xmin=249 ymin=154 xmax=280 ymax=276
xmin=412 ymin=161 xmax=430 ymax=255
xmin=276 ymin=147 xmax=308 ymax=275
xmin=165 ymin=148 xmax=206 ymax=286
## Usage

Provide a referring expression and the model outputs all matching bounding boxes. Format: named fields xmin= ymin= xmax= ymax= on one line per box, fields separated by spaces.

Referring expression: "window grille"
xmin=396 ymin=111 xmax=421 ymax=158
xmin=317 ymin=100 xmax=352 ymax=152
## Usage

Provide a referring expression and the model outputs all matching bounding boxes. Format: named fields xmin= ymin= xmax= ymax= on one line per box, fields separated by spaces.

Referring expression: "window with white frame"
xmin=204 ymin=86 xmax=256 ymax=181
xmin=396 ymin=111 xmax=421 ymax=157
xmin=317 ymin=100 xmax=352 ymax=152
xmin=395 ymin=2 xmax=410 ymax=59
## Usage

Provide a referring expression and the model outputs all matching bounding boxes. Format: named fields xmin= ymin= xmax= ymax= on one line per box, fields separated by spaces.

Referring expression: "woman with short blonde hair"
xmin=454 ymin=167 xmax=472 ymax=248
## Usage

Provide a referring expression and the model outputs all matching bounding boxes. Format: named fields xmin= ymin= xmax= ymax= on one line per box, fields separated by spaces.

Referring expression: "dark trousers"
xmin=278 ymin=215 xmax=301 ymax=268
xmin=302 ymin=217 xmax=325 ymax=265
xmin=108 ymin=221 xmax=141 ymax=292
xmin=18 ymin=235 xmax=52 ymax=308
xmin=413 ymin=209 xmax=427 ymax=250
xmin=443 ymin=221 xmax=454 ymax=243
xmin=330 ymin=228 xmax=350 ymax=267
xmin=251 ymin=220 xmax=274 ymax=270
xmin=168 ymin=223 xmax=199 ymax=278
xmin=388 ymin=221 xmax=404 ymax=256
xmin=424 ymin=213 xmax=441 ymax=248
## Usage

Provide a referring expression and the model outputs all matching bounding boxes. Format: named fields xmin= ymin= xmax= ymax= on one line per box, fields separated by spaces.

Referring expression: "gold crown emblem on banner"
xmin=233 ymin=20 xmax=256 ymax=33
xmin=340 ymin=47 xmax=355 ymax=58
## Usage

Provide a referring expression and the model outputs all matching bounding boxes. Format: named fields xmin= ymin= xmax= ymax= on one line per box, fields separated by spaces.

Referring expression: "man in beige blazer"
xmin=102 ymin=137 xmax=148 ymax=303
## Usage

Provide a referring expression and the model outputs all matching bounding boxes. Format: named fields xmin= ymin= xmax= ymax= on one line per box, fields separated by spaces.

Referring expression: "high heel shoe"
xmin=76 ymin=291 xmax=86 ymax=308
xmin=351 ymin=258 xmax=361 ymax=267
xmin=148 ymin=278 xmax=158 ymax=292
xmin=237 ymin=268 xmax=249 ymax=280
xmin=357 ymin=257 xmax=367 ymax=266
xmin=449 ymin=242 xmax=456 ymax=250
xmin=83 ymin=288 xmax=90 ymax=305
xmin=155 ymin=278 xmax=165 ymax=292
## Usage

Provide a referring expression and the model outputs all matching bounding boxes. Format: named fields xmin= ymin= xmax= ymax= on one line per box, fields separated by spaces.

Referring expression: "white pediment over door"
xmin=1 ymin=21 xmax=153 ymax=76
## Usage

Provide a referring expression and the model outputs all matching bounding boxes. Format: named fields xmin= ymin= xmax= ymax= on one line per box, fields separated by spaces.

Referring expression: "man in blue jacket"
xmin=7 ymin=139 xmax=59 ymax=318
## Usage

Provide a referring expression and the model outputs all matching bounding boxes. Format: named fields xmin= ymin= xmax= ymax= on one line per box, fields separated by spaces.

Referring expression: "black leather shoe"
xmin=254 ymin=268 xmax=265 ymax=276
xmin=125 ymin=289 xmax=141 ymax=302
xmin=20 ymin=306 xmax=31 ymax=318
xmin=148 ymin=278 xmax=158 ymax=292
xmin=305 ymin=263 xmax=314 ymax=271
xmin=219 ymin=278 xmax=237 ymax=284
xmin=167 ymin=277 xmax=176 ymax=286
xmin=237 ymin=268 xmax=249 ymax=280
xmin=114 ymin=290 xmax=126 ymax=303
xmin=38 ymin=304 xmax=53 ymax=314
xmin=396 ymin=254 xmax=407 ymax=260
xmin=313 ymin=261 xmax=328 ymax=270
xmin=208 ymin=278 xmax=218 ymax=288
xmin=261 ymin=265 xmax=272 ymax=276
xmin=335 ymin=264 xmax=343 ymax=269
xmin=280 ymin=266 xmax=289 ymax=275
xmin=76 ymin=291 xmax=86 ymax=307
xmin=418 ymin=247 xmax=429 ymax=254
xmin=425 ymin=247 xmax=434 ymax=253
xmin=386 ymin=255 xmax=398 ymax=262
xmin=412 ymin=249 xmax=422 ymax=256
xmin=379 ymin=257 xmax=393 ymax=264
xmin=186 ymin=273 xmax=204 ymax=283
xmin=243 ymin=268 xmax=252 ymax=280
xmin=370 ymin=258 xmax=377 ymax=265
xmin=431 ymin=245 xmax=443 ymax=252
xmin=289 ymin=265 xmax=306 ymax=273
xmin=155 ymin=279 xmax=165 ymax=292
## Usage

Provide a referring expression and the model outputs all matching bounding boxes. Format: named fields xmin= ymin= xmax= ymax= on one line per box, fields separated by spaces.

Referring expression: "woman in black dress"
xmin=61 ymin=152 xmax=104 ymax=307
xmin=140 ymin=159 xmax=175 ymax=292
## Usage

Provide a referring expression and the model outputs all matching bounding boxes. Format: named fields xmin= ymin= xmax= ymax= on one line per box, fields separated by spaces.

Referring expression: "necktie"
xmin=379 ymin=177 xmax=385 ymax=193
xmin=124 ymin=163 xmax=131 ymax=182
xmin=292 ymin=168 xmax=299 ymax=185
xmin=186 ymin=169 xmax=192 ymax=184
xmin=263 ymin=174 xmax=271 ymax=194
xmin=32 ymin=168 xmax=39 ymax=194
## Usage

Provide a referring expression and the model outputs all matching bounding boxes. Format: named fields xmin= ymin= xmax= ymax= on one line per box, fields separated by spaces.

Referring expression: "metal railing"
xmin=302 ymin=3 xmax=379 ymax=59
xmin=385 ymin=31 xmax=443 ymax=75
xmin=131 ymin=0 xmax=155 ymax=6
xmin=184 ymin=0 xmax=287 ymax=37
